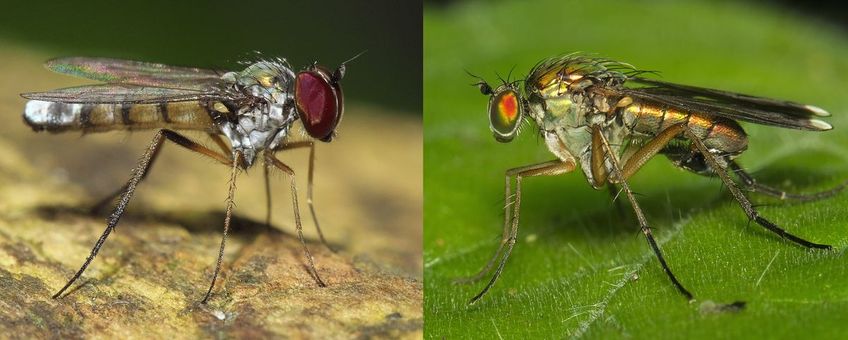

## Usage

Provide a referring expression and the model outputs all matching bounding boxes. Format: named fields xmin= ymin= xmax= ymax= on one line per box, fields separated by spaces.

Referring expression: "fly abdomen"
xmin=623 ymin=101 xmax=748 ymax=154
xmin=23 ymin=100 xmax=216 ymax=133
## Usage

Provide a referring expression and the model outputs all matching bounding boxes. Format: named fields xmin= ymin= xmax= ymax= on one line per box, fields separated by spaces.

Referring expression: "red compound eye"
xmin=295 ymin=69 xmax=342 ymax=141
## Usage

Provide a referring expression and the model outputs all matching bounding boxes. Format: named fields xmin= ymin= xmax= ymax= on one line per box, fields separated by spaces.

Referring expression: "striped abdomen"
xmin=23 ymin=100 xmax=217 ymax=133
xmin=622 ymin=100 xmax=748 ymax=155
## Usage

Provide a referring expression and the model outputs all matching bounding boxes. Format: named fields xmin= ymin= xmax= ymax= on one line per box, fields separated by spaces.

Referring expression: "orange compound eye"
xmin=488 ymin=90 xmax=522 ymax=142
xmin=498 ymin=92 xmax=518 ymax=122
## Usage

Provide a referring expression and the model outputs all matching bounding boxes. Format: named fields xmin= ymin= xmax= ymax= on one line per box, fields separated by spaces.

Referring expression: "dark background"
xmin=0 ymin=1 xmax=421 ymax=114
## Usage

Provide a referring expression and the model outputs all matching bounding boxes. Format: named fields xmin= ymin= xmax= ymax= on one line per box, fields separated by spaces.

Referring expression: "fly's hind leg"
xmin=56 ymin=130 xmax=233 ymax=300
xmin=729 ymin=161 xmax=848 ymax=202
xmin=684 ymin=130 xmax=831 ymax=249
xmin=89 ymin=133 xmax=232 ymax=214
xmin=463 ymin=159 xmax=576 ymax=304
xmin=592 ymin=125 xmax=694 ymax=301
xmin=88 ymin=140 xmax=165 ymax=214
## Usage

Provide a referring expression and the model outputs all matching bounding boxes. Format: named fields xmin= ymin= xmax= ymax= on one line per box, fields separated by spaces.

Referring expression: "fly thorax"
xmin=530 ymin=86 xmax=593 ymax=132
xmin=224 ymin=103 xmax=295 ymax=166
xmin=220 ymin=60 xmax=298 ymax=166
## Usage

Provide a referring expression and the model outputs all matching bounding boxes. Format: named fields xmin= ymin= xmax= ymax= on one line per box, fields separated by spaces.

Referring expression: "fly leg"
xmin=265 ymin=150 xmax=327 ymax=287
xmin=452 ymin=174 xmax=514 ymax=285
xmin=88 ymin=140 xmax=165 ymax=214
xmin=729 ymin=161 xmax=848 ymax=202
xmin=263 ymin=161 xmax=273 ymax=230
xmin=607 ymin=184 xmax=628 ymax=219
xmin=593 ymin=125 xmax=694 ymax=301
xmin=597 ymin=124 xmax=688 ymax=220
xmin=684 ymin=130 xmax=831 ymax=249
xmin=89 ymin=133 xmax=232 ymax=214
xmin=55 ymin=129 xmax=233 ymax=299
xmin=467 ymin=159 xmax=576 ymax=304
xmin=273 ymin=141 xmax=331 ymax=250
xmin=202 ymin=149 xmax=242 ymax=303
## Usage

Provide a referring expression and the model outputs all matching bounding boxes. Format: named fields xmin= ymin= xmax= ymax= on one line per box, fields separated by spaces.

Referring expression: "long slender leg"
xmin=618 ymin=124 xmax=686 ymax=182
xmin=265 ymin=150 xmax=327 ymax=287
xmin=54 ymin=129 xmax=232 ymax=299
xmin=275 ymin=142 xmax=330 ymax=249
xmin=263 ymin=161 xmax=273 ymax=230
xmin=90 ymin=133 xmax=232 ymax=213
xmin=593 ymin=125 xmax=694 ymax=301
xmin=598 ymin=125 xmax=686 ymax=220
xmin=88 ymin=140 xmax=165 ymax=213
xmin=201 ymin=150 xmax=241 ymax=303
xmin=453 ymin=171 xmax=516 ymax=285
xmin=468 ymin=159 xmax=576 ymax=304
xmin=607 ymin=184 xmax=627 ymax=218
xmin=684 ymin=130 xmax=831 ymax=249
xmin=729 ymin=161 xmax=848 ymax=202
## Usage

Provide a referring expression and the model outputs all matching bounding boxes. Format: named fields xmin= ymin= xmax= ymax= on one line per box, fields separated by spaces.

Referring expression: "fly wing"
xmin=617 ymin=77 xmax=832 ymax=131
xmin=45 ymin=57 xmax=227 ymax=90
xmin=21 ymin=84 xmax=238 ymax=104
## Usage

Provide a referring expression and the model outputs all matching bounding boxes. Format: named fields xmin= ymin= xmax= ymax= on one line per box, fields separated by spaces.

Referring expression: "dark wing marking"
xmin=620 ymin=77 xmax=831 ymax=131
xmin=21 ymin=84 xmax=239 ymax=104
xmin=45 ymin=57 xmax=227 ymax=90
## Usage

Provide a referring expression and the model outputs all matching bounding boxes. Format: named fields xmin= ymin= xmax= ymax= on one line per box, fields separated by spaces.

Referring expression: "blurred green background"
xmin=0 ymin=0 xmax=421 ymax=113
xmin=425 ymin=0 xmax=848 ymax=338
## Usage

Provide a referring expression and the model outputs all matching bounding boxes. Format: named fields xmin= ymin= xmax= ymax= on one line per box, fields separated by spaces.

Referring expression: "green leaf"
xmin=424 ymin=0 xmax=848 ymax=338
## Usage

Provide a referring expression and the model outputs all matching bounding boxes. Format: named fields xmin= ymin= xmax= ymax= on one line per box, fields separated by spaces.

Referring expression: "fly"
xmin=21 ymin=55 xmax=355 ymax=303
xmin=459 ymin=53 xmax=845 ymax=304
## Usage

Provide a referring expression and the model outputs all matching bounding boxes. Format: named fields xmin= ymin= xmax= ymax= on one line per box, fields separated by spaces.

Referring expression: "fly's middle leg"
xmin=463 ymin=159 xmax=576 ymax=304
xmin=592 ymin=125 xmax=694 ymax=301
xmin=606 ymin=184 xmax=628 ymax=219
xmin=594 ymin=124 xmax=687 ymax=220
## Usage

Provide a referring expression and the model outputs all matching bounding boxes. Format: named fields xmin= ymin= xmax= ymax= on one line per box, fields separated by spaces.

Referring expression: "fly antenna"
xmin=494 ymin=71 xmax=506 ymax=85
xmin=341 ymin=50 xmax=367 ymax=66
xmin=465 ymin=70 xmax=493 ymax=95
xmin=506 ymin=64 xmax=517 ymax=83
xmin=465 ymin=69 xmax=485 ymax=83
xmin=331 ymin=50 xmax=367 ymax=83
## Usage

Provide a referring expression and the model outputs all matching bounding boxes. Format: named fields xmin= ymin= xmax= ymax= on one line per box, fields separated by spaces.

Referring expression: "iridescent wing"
xmin=44 ymin=57 xmax=225 ymax=90
xmin=21 ymin=57 xmax=243 ymax=104
xmin=612 ymin=77 xmax=831 ymax=131
xmin=20 ymin=84 xmax=234 ymax=104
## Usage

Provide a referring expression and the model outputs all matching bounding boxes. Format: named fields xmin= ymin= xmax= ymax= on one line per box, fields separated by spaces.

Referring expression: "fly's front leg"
xmin=592 ymin=125 xmax=694 ymax=301
xmin=729 ymin=161 xmax=848 ymax=202
xmin=265 ymin=150 xmax=327 ymax=287
xmin=273 ymin=141 xmax=331 ymax=250
xmin=465 ymin=159 xmax=576 ymax=304
xmin=55 ymin=129 xmax=232 ymax=299
xmin=684 ymin=130 xmax=832 ymax=249
xmin=453 ymin=174 xmax=514 ymax=285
